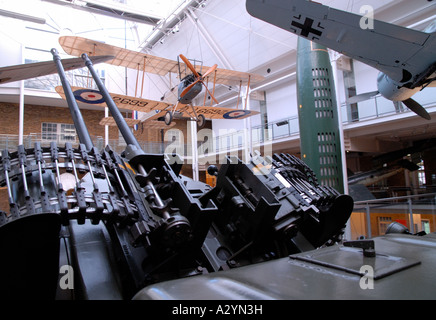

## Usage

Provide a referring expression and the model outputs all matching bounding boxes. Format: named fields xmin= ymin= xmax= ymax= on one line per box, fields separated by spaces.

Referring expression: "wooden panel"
xmin=99 ymin=117 xmax=140 ymax=127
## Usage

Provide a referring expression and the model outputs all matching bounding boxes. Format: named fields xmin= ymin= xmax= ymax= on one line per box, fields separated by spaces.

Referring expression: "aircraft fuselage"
xmin=377 ymin=19 xmax=436 ymax=102
xmin=377 ymin=72 xmax=422 ymax=102
xmin=178 ymin=74 xmax=203 ymax=104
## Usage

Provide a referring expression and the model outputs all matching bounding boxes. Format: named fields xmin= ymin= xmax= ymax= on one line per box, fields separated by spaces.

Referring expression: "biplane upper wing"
xmin=56 ymin=86 xmax=259 ymax=120
xmin=246 ymin=0 xmax=435 ymax=84
xmin=213 ymin=68 xmax=264 ymax=86
xmin=0 ymin=55 xmax=113 ymax=84
xmin=59 ymin=36 xmax=179 ymax=76
xmin=59 ymin=36 xmax=265 ymax=86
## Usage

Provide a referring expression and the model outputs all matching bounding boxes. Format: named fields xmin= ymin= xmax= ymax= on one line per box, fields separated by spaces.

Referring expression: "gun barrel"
xmin=51 ymin=48 xmax=94 ymax=151
xmin=81 ymin=53 xmax=141 ymax=150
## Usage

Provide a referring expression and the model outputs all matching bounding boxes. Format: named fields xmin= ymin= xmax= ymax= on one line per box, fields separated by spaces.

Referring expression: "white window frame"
xmin=41 ymin=122 xmax=77 ymax=143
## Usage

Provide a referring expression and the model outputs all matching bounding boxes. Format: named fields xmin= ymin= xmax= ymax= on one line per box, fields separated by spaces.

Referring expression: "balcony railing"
xmin=350 ymin=193 xmax=436 ymax=240
xmin=202 ymin=87 xmax=436 ymax=154
xmin=212 ymin=116 xmax=300 ymax=153
xmin=0 ymin=133 xmax=187 ymax=159
xmin=341 ymin=87 xmax=436 ymax=123
xmin=0 ymin=133 xmax=103 ymax=152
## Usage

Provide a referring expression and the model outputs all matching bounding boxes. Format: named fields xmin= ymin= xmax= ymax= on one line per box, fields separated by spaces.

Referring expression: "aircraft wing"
xmin=59 ymin=36 xmax=264 ymax=85
xmin=99 ymin=117 xmax=141 ymax=127
xmin=426 ymin=78 xmax=436 ymax=87
xmin=0 ymin=55 xmax=113 ymax=84
xmin=56 ymin=85 xmax=259 ymax=120
xmin=100 ymin=115 xmax=176 ymax=129
xmin=176 ymin=105 xmax=260 ymax=120
xmin=246 ymin=0 xmax=434 ymax=84
xmin=55 ymin=86 xmax=173 ymax=112
xmin=59 ymin=36 xmax=180 ymax=76
xmin=213 ymin=67 xmax=264 ymax=86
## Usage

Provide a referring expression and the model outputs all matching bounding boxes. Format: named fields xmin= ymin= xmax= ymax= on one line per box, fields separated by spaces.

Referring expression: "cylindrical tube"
xmin=51 ymin=48 xmax=94 ymax=151
xmin=81 ymin=53 xmax=141 ymax=150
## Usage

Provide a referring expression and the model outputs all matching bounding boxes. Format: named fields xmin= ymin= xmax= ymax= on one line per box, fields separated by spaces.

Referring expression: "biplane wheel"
xmin=197 ymin=114 xmax=206 ymax=128
xmin=164 ymin=111 xmax=173 ymax=125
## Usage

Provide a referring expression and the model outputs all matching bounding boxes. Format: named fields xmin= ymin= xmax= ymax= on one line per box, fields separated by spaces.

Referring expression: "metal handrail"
xmin=354 ymin=192 xmax=436 ymax=206
xmin=350 ymin=192 xmax=436 ymax=239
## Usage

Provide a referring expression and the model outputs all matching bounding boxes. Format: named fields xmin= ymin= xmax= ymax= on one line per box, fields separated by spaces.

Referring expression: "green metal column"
xmin=296 ymin=38 xmax=344 ymax=193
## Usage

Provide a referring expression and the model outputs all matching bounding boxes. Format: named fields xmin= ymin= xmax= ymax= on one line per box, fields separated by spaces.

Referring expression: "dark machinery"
xmin=0 ymin=49 xmax=353 ymax=300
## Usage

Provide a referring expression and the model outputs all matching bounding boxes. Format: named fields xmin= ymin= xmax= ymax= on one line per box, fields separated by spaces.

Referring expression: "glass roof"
xmin=0 ymin=0 xmax=187 ymax=50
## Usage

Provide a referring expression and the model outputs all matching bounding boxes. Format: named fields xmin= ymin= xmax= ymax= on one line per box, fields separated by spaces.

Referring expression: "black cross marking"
xmin=291 ymin=17 xmax=323 ymax=38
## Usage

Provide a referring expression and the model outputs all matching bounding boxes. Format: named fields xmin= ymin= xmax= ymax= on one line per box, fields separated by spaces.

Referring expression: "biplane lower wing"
xmin=55 ymin=86 xmax=172 ymax=112
xmin=99 ymin=117 xmax=141 ymax=127
xmin=175 ymin=104 xmax=259 ymax=120
xmin=100 ymin=116 xmax=176 ymax=129
xmin=55 ymin=86 xmax=260 ymax=121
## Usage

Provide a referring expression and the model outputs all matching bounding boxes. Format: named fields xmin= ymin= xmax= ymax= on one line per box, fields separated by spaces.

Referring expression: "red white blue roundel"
xmin=73 ymin=89 xmax=105 ymax=104
xmin=223 ymin=110 xmax=251 ymax=119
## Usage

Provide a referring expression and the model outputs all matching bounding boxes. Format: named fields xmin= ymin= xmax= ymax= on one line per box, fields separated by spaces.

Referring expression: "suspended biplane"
xmin=57 ymin=36 xmax=264 ymax=128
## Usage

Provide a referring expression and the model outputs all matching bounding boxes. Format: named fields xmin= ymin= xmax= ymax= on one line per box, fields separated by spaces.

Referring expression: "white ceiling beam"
xmin=41 ymin=0 xmax=162 ymax=25
xmin=139 ymin=0 xmax=203 ymax=50
xmin=0 ymin=8 xmax=46 ymax=24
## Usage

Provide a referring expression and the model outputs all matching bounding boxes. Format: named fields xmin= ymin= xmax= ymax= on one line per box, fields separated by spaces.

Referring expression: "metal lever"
xmin=343 ymin=239 xmax=376 ymax=257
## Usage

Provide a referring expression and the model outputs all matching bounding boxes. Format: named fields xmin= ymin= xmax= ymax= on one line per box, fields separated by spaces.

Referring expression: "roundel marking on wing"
xmin=223 ymin=110 xmax=251 ymax=119
xmin=73 ymin=89 xmax=105 ymax=104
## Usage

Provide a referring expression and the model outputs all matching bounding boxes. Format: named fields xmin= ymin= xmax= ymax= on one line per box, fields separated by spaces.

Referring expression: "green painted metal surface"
xmin=296 ymin=38 xmax=344 ymax=193
xmin=133 ymin=233 xmax=436 ymax=300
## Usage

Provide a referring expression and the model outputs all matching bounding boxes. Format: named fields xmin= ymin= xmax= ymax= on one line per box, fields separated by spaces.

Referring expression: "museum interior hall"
xmin=1 ymin=0 xmax=436 ymax=301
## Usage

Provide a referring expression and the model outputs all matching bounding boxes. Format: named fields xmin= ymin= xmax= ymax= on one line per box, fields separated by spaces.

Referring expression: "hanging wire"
xmin=247 ymin=16 xmax=252 ymax=72
xmin=195 ymin=6 xmax=295 ymax=50
xmin=347 ymin=0 xmax=355 ymax=13
xmin=196 ymin=18 xmax=203 ymax=64
xmin=185 ymin=18 xmax=197 ymax=62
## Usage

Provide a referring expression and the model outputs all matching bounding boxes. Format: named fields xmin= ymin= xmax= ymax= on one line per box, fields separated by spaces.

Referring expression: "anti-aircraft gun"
xmin=0 ymin=49 xmax=354 ymax=300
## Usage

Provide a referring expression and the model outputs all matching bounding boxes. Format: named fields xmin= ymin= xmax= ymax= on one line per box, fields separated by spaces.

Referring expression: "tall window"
xmin=342 ymin=61 xmax=359 ymax=122
xmin=418 ymin=160 xmax=426 ymax=186
xmin=378 ymin=216 xmax=392 ymax=235
xmin=42 ymin=123 xmax=77 ymax=143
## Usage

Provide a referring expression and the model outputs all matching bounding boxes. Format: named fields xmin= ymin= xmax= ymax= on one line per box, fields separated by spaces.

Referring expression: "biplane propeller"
xmin=164 ymin=54 xmax=219 ymax=128
xmin=58 ymin=36 xmax=264 ymax=128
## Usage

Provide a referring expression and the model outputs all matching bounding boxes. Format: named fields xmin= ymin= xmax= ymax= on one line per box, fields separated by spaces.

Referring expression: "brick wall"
xmin=0 ymin=102 xmax=118 ymax=139
xmin=0 ymin=101 xmax=194 ymax=214
xmin=0 ymin=101 xmax=190 ymax=144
